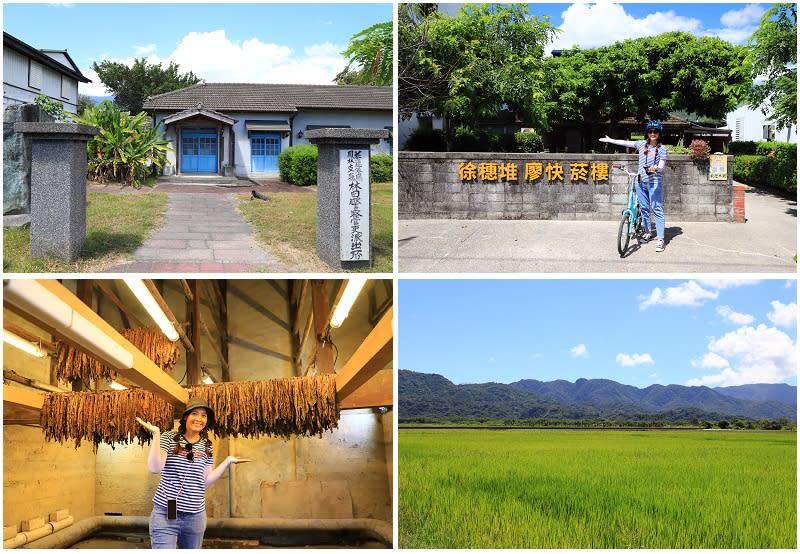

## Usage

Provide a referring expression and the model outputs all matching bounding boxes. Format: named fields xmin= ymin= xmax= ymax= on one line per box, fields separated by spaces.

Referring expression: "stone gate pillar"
xmin=306 ymin=128 xmax=389 ymax=270
xmin=13 ymin=122 xmax=98 ymax=262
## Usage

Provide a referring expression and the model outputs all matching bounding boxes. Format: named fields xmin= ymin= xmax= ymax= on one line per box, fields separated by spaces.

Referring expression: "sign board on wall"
xmin=339 ymin=149 xmax=370 ymax=261
xmin=708 ymin=154 xmax=727 ymax=181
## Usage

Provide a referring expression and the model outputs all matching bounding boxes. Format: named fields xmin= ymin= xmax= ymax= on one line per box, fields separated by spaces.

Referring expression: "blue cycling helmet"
xmin=646 ymin=120 xmax=662 ymax=133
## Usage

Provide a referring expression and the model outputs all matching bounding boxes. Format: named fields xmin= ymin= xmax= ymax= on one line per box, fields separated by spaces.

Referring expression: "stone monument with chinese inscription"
xmin=306 ymin=128 xmax=389 ymax=269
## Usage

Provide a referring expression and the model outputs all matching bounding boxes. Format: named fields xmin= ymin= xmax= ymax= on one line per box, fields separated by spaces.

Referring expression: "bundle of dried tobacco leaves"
xmin=190 ymin=375 xmax=339 ymax=440
xmin=40 ymin=389 xmax=174 ymax=451
xmin=53 ymin=327 xmax=180 ymax=383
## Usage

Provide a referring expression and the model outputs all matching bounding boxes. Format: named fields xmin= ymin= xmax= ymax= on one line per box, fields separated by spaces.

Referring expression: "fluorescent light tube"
xmin=330 ymin=278 xmax=367 ymax=328
xmin=123 ymin=279 xmax=180 ymax=341
xmin=3 ymin=329 xmax=47 ymax=358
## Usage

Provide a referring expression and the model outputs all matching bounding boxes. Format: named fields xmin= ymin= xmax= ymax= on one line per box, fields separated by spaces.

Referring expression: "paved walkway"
xmin=106 ymin=191 xmax=291 ymax=272
xmin=399 ymin=186 xmax=797 ymax=273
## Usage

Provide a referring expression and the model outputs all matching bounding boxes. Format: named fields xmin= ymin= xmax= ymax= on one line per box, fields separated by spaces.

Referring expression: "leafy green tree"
xmin=77 ymin=94 xmax=96 ymax=116
xmin=336 ymin=21 xmax=392 ymax=86
xmin=92 ymin=58 xmax=201 ymax=114
xmin=545 ymin=32 xmax=748 ymax=124
xmin=745 ymin=3 xmax=797 ymax=130
xmin=399 ymin=3 xmax=557 ymax=148
xmin=73 ymin=100 xmax=171 ymax=187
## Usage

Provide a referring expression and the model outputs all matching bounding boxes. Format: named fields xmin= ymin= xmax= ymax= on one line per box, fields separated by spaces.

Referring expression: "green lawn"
xmin=3 ymin=192 xmax=168 ymax=272
xmin=400 ymin=429 xmax=796 ymax=549
xmin=238 ymin=182 xmax=393 ymax=273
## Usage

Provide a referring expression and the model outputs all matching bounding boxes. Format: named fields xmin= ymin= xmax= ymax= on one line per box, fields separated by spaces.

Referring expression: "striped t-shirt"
xmin=634 ymin=140 xmax=667 ymax=188
xmin=153 ymin=430 xmax=214 ymax=514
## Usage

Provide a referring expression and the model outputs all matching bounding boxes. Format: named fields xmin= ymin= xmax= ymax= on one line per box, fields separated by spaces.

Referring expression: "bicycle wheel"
xmin=617 ymin=213 xmax=631 ymax=257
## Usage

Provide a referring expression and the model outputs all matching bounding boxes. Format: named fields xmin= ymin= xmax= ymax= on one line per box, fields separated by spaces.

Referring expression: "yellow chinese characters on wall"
xmin=459 ymin=160 xmax=610 ymax=184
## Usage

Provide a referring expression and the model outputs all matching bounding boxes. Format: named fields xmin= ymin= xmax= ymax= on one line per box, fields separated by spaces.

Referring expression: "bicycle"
xmin=613 ymin=163 xmax=644 ymax=257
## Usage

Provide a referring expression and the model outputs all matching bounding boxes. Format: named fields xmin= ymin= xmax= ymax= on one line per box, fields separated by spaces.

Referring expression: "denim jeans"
xmin=149 ymin=505 xmax=207 ymax=549
xmin=637 ymin=180 xmax=665 ymax=238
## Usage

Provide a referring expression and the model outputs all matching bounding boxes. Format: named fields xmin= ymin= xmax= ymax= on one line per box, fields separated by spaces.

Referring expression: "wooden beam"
xmin=335 ymin=306 xmax=393 ymax=402
xmin=311 ymin=280 xmax=334 ymax=374
xmin=218 ymin=281 xmax=229 ymax=382
xmin=3 ymin=384 xmax=43 ymax=424
xmin=94 ymin=281 xmax=143 ymax=328
xmin=211 ymin=280 xmax=226 ymax=316
xmin=288 ymin=281 xmax=300 ymax=376
xmin=337 ymin=368 xmax=392 ymax=409
xmin=227 ymin=336 xmax=292 ymax=362
xmin=186 ymin=280 xmax=202 ymax=386
xmin=3 ymin=280 xmax=188 ymax=406
xmin=229 ymin=284 xmax=290 ymax=331
xmin=179 ymin=279 xmax=194 ymax=302
xmin=142 ymin=279 xmax=194 ymax=354
xmin=199 ymin=313 xmax=229 ymax=375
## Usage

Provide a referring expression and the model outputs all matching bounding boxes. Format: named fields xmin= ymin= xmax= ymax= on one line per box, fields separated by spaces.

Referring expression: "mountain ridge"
xmin=399 ymin=370 xmax=796 ymax=422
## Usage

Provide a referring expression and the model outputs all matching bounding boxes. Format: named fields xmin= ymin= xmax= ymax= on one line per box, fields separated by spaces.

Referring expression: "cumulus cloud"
xmin=570 ymin=344 xmax=588 ymax=358
xmin=686 ymin=324 xmax=797 ymax=386
xmin=767 ymin=300 xmax=797 ymax=328
xmin=547 ymin=3 xmax=702 ymax=51
xmin=696 ymin=279 xmax=761 ymax=290
xmin=639 ymin=281 xmax=719 ymax=310
xmin=716 ymin=305 xmax=755 ymax=326
xmin=81 ymin=29 xmax=346 ymax=95
xmin=720 ymin=4 xmax=766 ymax=27
xmin=616 ymin=353 xmax=655 ymax=367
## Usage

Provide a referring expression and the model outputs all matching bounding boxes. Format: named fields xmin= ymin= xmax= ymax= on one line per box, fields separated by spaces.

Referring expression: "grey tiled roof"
xmin=143 ymin=83 xmax=392 ymax=113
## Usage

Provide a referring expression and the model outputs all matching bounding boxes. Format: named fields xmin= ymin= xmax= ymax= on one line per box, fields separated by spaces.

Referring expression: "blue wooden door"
xmin=182 ymin=130 xmax=217 ymax=173
xmin=251 ymin=133 xmax=280 ymax=172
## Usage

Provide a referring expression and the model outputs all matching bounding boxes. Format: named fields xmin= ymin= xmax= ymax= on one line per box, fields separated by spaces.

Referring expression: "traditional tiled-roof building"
xmin=143 ymin=82 xmax=392 ymax=177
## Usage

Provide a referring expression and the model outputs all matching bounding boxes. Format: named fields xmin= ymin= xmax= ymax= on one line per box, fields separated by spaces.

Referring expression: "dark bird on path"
xmin=251 ymin=190 xmax=270 ymax=201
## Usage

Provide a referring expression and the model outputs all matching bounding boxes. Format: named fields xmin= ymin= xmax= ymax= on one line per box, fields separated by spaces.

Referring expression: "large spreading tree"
xmin=92 ymin=58 xmax=201 ymax=114
xmin=545 ymin=32 xmax=749 ymax=125
xmin=745 ymin=3 xmax=797 ymax=130
xmin=399 ymin=3 xmax=558 ymax=146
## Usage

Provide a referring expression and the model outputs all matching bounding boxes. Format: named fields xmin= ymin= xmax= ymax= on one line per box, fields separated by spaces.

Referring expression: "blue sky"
xmin=399 ymin=279 xmax=797 ymax=389
xmin=3 ymin=2 xmax=392 ymax=96
xmin=440 ymin=3 xmax=771 ymax=51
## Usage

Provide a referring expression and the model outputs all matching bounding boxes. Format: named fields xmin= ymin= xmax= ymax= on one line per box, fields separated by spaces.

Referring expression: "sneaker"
xmin=640 ymin=231 xmax=653 ymax=242
xmin=655 ymin=238 xmax=665 ymax=252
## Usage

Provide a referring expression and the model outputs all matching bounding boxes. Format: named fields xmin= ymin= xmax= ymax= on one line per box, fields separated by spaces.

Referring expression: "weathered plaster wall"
xmin=399 ymin=152 xmax=734 ymax=221
xmin=3 ymin=426 xmax=97 ymax=528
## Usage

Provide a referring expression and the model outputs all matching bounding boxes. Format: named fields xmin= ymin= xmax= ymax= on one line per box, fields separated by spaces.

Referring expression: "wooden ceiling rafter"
xmin=142 ymin=279 xmax=194 ymax=354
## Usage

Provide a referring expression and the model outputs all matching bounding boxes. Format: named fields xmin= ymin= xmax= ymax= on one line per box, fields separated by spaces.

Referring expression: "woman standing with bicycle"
xmin=600 ymin=120 xmax=668 ymax=252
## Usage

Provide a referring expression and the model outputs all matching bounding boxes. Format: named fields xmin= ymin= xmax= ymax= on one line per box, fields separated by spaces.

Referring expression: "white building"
xmin=726 ymin=104 xmax=797 ymax=144
xmin=3 ymin=32 xmax=91 ymax=114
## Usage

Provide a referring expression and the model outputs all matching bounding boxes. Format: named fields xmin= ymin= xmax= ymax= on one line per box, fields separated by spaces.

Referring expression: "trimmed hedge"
xmin=733 ymin=153 xmax=796 ymax=192
xmin=514 ymin=131 xmax=543 ymax=153
xmin=371 ymin=154 xmax=393 ymax=182
xmin=278 ymin=144 xmax=318 ymax=186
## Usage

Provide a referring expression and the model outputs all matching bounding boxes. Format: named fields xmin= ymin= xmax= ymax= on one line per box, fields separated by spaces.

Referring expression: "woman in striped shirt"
xmin=137 ymin=398 xmax=251 ymax=549
xmin=600 ymin=120 xmax=668 ymax=252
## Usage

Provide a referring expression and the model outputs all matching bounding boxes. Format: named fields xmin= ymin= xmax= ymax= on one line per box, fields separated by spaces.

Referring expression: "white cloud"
xmin=767 ymin=300 xmax=797 ymax=328
xmin=80 ymin=29 xmax=346 ymax=96
xmin=548 ymin=3 xmax=702 ymax=52
xmin=547 ymin=3 xmax=763 ymax=53
xmin=569 ymin=344 xmax=588 ymax=358
xmin=687 ymin=324 xmax=797 ymax=386
xmin=134 ymin=44 xmax=157 ymax=56
xmin=616 ymin=353 xmax=655 ymax=367
xmin=691 ymin=352 xmax=729 ymax=370
xmin=720 ymin=4 xmax=766 ymax=27
xmin=716 ymin=305 xmax=755 ymax=326
xmin=639 ymin=281 xmax=718 ymax=310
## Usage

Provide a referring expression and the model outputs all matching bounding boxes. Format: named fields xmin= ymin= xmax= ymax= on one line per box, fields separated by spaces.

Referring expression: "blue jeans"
xmin=149 ymin=505 xmax=207 ymax=549
xmin=637 ymin=180 xmax=665 ymax=238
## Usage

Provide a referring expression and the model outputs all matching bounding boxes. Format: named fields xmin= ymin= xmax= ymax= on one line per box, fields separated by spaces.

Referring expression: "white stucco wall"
xmin=726 ymin=104 xmax=797 ymax=143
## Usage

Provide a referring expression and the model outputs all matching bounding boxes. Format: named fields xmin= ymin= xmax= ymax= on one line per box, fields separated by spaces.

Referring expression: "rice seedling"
xmin=399 ymin=429 xmax=796 ymax=548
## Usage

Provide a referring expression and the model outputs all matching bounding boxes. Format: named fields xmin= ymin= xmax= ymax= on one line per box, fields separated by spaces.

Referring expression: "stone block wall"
xmin=399 ymin=152 xmax=734 ymax=222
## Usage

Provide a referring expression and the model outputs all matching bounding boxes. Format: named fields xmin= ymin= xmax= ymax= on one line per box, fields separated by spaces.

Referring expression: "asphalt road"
xmin=399 ymin=186 xmax=797 ymax=274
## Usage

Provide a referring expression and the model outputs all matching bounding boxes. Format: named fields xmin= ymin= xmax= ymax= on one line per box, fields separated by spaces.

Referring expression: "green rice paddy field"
xmin=399 ymin=429 xmax=796 ymax=548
